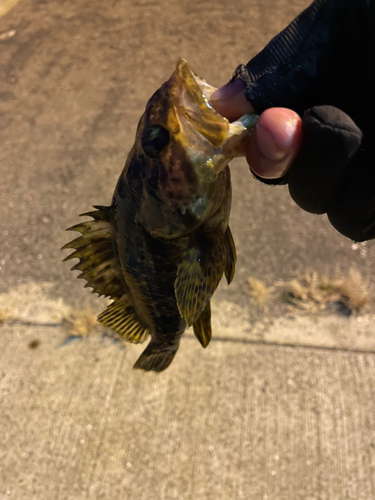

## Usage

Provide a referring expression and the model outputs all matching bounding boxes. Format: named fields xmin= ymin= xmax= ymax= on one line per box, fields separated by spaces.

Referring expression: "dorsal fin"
xmin=62 ymin=205 xmax=124 ymax=299
xmin=97 ymin=298 xmax=149 ymax=344
xmin=63 ymin=206 xmax=149 ymax=344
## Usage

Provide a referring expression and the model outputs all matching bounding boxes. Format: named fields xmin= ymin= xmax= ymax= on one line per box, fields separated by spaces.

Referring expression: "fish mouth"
xmin=170 ymin=58 xmax=258 ymax=173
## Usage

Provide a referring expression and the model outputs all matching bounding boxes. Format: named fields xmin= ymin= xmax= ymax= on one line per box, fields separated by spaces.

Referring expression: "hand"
xmin=211 ymin=80 xmax=371 ymax=241
xmin=211 ymin=79 xmax=302 ymax=181
xmin=209 ymin=0 xmax=375 ymax=242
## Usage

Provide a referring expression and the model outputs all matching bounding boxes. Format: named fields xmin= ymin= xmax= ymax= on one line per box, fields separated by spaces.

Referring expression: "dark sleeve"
xmin=236 ymin=0 xmax=375 ymax=242
xmin=234 ymin=0 xmax=375 ymax=135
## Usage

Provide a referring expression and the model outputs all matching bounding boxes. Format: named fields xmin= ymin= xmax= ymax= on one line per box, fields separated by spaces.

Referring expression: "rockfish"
xmin=63 ymin=59 xmax=257 ymax=372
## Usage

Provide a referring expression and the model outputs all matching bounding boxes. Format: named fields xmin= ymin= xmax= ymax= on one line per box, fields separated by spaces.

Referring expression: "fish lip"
xmin=176 ymin=58 xmax=222 ymax=116
xmin=173 ymin=58 xmax=258 ymax=160
xmin=189 ymin=63 xmax=259 ymax=172
xmin=175 ymin=59 xmax=215 ymax=96
xmin=171 ymin=58 xmax=229 ymax=147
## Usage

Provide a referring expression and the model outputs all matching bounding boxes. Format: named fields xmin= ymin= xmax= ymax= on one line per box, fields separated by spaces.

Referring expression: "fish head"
xmin=129 ymin=59 xmax=257 ymax=237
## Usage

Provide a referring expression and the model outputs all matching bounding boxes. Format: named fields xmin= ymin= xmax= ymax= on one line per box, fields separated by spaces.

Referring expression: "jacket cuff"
xmin=233 ymin=0 xmax=333 ymax=115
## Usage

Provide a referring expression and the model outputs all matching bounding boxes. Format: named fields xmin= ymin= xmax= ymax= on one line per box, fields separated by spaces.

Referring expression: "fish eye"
xmin=141 ymin=125 xmax=170 ymax=158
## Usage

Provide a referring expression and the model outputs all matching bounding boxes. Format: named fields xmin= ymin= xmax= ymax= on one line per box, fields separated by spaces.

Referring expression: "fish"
xmin=63 ymin=59 xmax=258 ymax=372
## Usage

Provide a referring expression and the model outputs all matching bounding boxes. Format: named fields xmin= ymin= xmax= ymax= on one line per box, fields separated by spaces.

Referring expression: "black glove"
xmin=234 ymin=0 xmax=375 ymax=242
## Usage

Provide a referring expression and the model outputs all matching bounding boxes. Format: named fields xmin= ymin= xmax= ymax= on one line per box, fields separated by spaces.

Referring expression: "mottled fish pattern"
xmin=63 ymin=59 xmax=257 ymax=371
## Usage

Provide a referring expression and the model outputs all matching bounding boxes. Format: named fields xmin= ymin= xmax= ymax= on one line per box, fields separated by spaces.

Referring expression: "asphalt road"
xmin=1 ymin=0 xmax=375 ymax=499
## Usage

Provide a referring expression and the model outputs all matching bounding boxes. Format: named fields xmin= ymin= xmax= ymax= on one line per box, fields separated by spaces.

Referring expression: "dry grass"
xmin=277 ymin=269 xmax=371 ymax=314
xmin=333 ymin=269 xmax=370 ymax=311
xmin=248 ymin=278 xmax=274 ymax=311
xmin=63 ymin=306 xmax=100 ymax=338
xmin=248 ymin=269 xmax=371 ymax=315
xmin=0 ymin=309 xmax=12 ymax=325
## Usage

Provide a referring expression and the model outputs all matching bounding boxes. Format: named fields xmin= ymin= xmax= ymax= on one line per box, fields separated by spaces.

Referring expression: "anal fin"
xmin=193 ymin=301 xmax=212 ymax=348
xmin=224 ymin=226 xmax=237 ymax=284
xmin=133 ymin=341 xmax=179 ymax=372
xmin=98 ymin=298 xmax=149 ymax=344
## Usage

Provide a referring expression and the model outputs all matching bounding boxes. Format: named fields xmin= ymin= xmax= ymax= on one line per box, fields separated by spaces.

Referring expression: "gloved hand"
xmin=211 ymin=0 xmax=375 ymax=242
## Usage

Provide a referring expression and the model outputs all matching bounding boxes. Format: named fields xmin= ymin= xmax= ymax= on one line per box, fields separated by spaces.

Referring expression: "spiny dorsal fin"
xmin=175 ymin=231 xmax=227 ymax=327
xmin=193 ymin=301 xmax=212 ymax=348
xmin=62 ymin=205 xmax=124 ymax=299
xmin=97 ymin=298 xmax=149 ymax=344
xmin=224 ymin=226 xmax=237 ymax=284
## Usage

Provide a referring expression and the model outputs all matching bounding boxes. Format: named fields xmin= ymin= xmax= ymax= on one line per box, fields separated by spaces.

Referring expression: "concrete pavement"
xmin=1 ymin=0 xmax=375 ymax=498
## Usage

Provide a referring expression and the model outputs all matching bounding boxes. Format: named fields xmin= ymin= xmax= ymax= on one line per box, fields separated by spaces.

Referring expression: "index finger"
xmin=210 ymin=79 xmax=254 ymax=122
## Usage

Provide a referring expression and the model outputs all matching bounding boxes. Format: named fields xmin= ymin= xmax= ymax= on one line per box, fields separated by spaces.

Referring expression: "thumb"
xmin=210 ymin=79 xmax=253 ymax=121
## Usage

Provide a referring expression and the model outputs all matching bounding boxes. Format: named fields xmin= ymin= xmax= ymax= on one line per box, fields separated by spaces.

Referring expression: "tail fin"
xmin=133 ymin=341 xmax=179 ymax=372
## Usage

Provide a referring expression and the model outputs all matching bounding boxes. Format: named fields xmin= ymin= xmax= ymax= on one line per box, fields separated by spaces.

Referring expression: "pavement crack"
xmin=2 ymin=317 xmax=375 ymax=356
xmin=184 ymin=333 xmax=375 ymax=355
xmin=4 ymin=319 xmax=62 ymax=328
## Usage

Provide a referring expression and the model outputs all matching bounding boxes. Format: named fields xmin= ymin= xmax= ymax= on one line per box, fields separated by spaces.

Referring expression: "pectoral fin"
xmin=175 ymin=232 xmax=226 ymax=326
xmin=193 ymin=301 xmax=212 ymax=348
